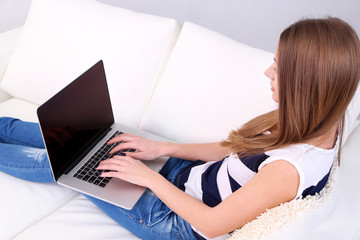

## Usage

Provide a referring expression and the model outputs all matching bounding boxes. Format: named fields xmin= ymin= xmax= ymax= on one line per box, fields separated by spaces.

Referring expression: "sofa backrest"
xmin=139 ymin=22 xmax=277 ymax=143
xmin=0 ymin=0 xmax=180 ymax=128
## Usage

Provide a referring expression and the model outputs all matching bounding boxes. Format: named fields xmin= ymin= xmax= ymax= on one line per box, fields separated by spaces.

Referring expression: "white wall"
xmin=0 ymin=0 xmax=31 ymax=32
xmin=1 ymin=0 xmax=360 ymax=52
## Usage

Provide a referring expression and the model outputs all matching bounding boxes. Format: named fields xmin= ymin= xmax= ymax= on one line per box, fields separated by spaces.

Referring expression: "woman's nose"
xmin=264 ymin=66 xmax=274 ymax=80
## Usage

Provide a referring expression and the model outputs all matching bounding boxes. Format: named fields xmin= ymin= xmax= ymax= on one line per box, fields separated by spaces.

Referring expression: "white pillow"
xmin=140 ymin=22 xmax=276 ymax=143
xmin=0 ymin=0 xmax=180 ymax=128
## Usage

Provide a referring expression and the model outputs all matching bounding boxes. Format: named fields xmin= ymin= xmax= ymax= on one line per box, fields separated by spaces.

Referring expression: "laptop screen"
xmin=37 ymin=60 xmax=114 ymax=180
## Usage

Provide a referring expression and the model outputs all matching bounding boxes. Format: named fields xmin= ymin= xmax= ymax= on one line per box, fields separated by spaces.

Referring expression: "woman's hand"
xmin=108 ymin=133 xmax=169 ymax=161
xmin=96 ymin=155 xmax=158 ymax=188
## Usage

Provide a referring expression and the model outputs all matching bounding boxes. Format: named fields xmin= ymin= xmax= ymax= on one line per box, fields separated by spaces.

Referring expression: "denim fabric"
xmin=0 ymin=117 xmax=53 ymax=182
xmin=0 ymin=117 xmax=197 ymax=240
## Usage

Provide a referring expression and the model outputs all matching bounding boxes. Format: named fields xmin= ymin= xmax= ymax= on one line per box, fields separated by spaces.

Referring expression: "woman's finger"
xmin=109 ymin=141 xmax=138 ymax=154
xmin=97 ymin=156 xmax=128 ymax=168
xmin=108 ymin=133 xmax=138 ymax=144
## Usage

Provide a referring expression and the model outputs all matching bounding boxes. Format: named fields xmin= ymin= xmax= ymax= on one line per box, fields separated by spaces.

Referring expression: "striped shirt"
xmin=174 ymin=143 xmax=336 ymax=240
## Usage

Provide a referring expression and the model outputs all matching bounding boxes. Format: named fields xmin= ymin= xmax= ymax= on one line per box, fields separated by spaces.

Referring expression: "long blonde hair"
xmin=222 ymin=17 xmax=360 ymax=162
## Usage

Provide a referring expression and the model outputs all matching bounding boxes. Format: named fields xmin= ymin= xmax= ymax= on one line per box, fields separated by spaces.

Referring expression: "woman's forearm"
xmin=108 ymin=133 xmax=230 ymax=162
xmin=161 ymin=142 xmax=231 ymax=162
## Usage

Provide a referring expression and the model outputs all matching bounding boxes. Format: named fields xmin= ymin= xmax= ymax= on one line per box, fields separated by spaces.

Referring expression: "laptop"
xmin=37 ymin=60 xmax=169 ymax=209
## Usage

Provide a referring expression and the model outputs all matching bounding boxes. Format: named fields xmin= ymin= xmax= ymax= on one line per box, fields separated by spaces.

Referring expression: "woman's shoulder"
xmin=260 ymin=143 xmax=336 ymax=198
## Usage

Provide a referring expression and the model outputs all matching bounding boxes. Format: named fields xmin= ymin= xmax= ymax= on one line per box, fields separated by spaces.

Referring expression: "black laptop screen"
xmin=37 ymin=61 xmax=114 ymax=181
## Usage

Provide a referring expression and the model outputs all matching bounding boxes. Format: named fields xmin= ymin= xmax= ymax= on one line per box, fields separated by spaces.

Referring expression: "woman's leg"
xmin=0 ymin=117 xmax=53 ymax=182
xmin=0 ymin=143 xmax=54 ymax=182
xmin=86 ymin=190 xmax=195 ymax=240
xmin=85 ymin=158 xmax=197 ymax=240
xmin=0 ymin=117 xmax=45 ymax=148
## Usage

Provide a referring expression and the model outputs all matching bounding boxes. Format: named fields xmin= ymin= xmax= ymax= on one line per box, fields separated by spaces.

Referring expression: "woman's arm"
xmin=97 ymin=157 xmax=299 ymax=238
xmin=108 ymin=133 xmax=231 ymax=162
xmin=164 ymin=142 xmax=231 ymax=161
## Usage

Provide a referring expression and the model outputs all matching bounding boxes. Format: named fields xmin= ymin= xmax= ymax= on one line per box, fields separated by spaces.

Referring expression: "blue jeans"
xmin=0 ymin=117 xmax=197 ymax=240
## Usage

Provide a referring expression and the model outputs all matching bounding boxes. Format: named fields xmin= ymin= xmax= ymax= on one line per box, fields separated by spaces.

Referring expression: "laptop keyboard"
xmin=73 ymin=131 xmax=134 ymax=188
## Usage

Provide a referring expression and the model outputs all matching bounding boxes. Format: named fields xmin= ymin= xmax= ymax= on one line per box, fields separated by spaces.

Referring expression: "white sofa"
xmin=1 ymin=0 xmax=360 ymax=239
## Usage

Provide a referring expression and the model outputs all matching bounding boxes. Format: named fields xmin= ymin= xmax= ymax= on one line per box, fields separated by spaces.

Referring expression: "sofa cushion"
xmin=13 ymin=195 xmax=139 ymax=240
xmin=140 ymin=22 xmax=276 ymax=143
xmin=0 ymin=98 xmax=38 ymax=122
xmin=0 ymin=172 xmax=78 ymax=240
xmin=0 ymin=0 xmax=180 ymax=128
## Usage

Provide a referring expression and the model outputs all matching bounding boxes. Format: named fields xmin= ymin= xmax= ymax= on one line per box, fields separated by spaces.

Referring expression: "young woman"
xmin=1 ymin=17 xmax=360 ymax=240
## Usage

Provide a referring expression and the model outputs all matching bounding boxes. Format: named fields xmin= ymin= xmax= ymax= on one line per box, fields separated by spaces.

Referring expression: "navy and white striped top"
xmin=174 ymin=143 xmax=336 ymax=240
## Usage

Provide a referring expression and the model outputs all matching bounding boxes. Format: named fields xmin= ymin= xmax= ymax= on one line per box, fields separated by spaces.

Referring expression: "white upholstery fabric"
xmin=0 ymin=172 xmax=78 ymax=240
xmin=13 ymin=195 xmax=139 ymax=240
xmin=0 ymin=27 xmax=22 ymax=82
xmin=0 ymin=98 xmax=38 ymax=122
xmin=140 ymin=22 xmax=276 ymax=143
xmin=0 ymin=0 xmax=180 ymax=128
